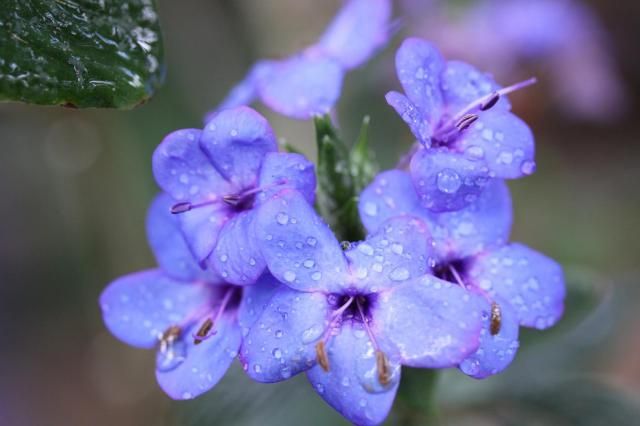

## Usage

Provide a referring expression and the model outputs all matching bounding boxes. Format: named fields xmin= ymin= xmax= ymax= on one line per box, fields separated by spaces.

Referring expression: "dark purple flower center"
xmin=328 ymin=293 xmax=378 ymax=322
xmin=433 ymin=259 xmax=469 ymax=285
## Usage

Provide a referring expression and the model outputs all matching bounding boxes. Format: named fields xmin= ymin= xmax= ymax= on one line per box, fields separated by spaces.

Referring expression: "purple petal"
xmin=255 ymin=189 xmax=348 ymax=292
xmin=376 ymin=276 xmax=488 ymax=367
xmin=152 ymin=128 xmax=232 ymax=203
xmin=466 ymin=243 xmax=566 ymax=329
xmin=210 ymin=211 xmax=265 ymax=286
xmin=394 ymin=38 xmax=445 ymax=134
xmin=385 ymin=91 xmax=434 ymax=143
xmin=454 ymin=111 xmax=535 ymax=179
xmin=240 ymin=287 xmax=330 ymax=382
xmin=316 ymin=0 xmax=392 ymax=69
xmin=201 ymin=107 xmax=277 ymax=189
xmin=146 ymin=194 xmax=221 ymax=282
xmin=306 ymin=323 xmax=400 ymax=426
xmin=441 ymin=61 xmax=511 ymax=115
xmin=176 ymin=203 xmax=230 ymax=263
xmin=360 ymin=170 xmax=512 ymax=262
xmin=410 ymin=147 xmax=490 ymax=212
xmin=459 ymin=296 xmax=520 ymax=379
xmin=257 ymin=152 xmax=316 ymax=205
xmin=257 ymin=52 xmax=344 ymax=120
xmin=99 ymin=269 xmax=210 ymax=349
xmin=156 ymin=312 xmax=241 ymax=400
xmin=425 ymin=179 xmax=512 ymax=261
xmin=345 ymin=216 xmax=434 ymax=292
xmin=237 ymin=273 xmax=283 ymax=333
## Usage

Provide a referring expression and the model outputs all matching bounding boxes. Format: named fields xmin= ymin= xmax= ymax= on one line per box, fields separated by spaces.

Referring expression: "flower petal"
xmin=240 ymin=287 xmax=330 ymax=382
xmin=385 ymin=91 xmax=433 ymax=143
xmin=459 ymin=296 xmax=520 ymax=379
xmin=359 ymin=170 xmax=512 ymax=261
xmin=345 ymin=216 xmax=434 ymax=292
xmin=176 ymin=203 xmax=230 ymax=262
xmin=257 ymin=152 xmax=316 ymax=205
xmin=152 ymin=128 xmax=231 ymax=203
xmin=256 ymin=189 xmax=348 ymax=292
xmin=455 ymin=111 xmax=535 ymax=179
xmin=99 ymin=269 xmax=210 ymax=349
xmin=376 ymin=276 xmax=489 ymax=367
xmin=441 ymin=61 xmax=511 ymax=115
xmin=156 ymin=312 xmax=241 ymax=400
xmin=237 ymin=273 xmax=283 ymax=334
xmin=410 ymin=147 xmax=490 ymax=212
xmin=316 ymin=0 xmax=392 ymax=69
xmin=466 ymin=243 xmax=566 ymax=329
xmin=146 ymin=194 xmax=221 ymax=282
xmin=201 ymin=106 xmax=277 ymax=189
xmin=306 ymin=323 xmax=400 ymax=426
xmin=394 ymin=38 xmax=445 ymax=135
xmin=257 ymin=52 xmax=344 ymax=120
xmin=210 ymin=210 xmax=265 ymax=285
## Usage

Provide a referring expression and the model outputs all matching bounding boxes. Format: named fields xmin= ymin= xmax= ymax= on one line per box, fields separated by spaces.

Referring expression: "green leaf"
xmin=0 ymin=0 xmax=165 ymax=109
xmin=314 ymin=115 xmax=378 ymax=242
xmin=350 ymin=115 xmax=378 ymax=193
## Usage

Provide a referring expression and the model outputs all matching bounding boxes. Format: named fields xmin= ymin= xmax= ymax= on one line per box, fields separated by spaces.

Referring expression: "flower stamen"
xmin=490 ymin=301 xmax=502 ymax=335
xmin=315 ymin=341 xmax=330 ymax=372
xmin=192 ymin=287 xmax=236 ymax=345
xmin=356 ymin=297 xmax=390 ymax=386
xmin=315 ymin=296 xmax=355 ymax=372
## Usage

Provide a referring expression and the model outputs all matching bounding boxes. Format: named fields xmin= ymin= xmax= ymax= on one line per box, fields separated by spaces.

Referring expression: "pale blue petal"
xmin=201 ymin=106 xmax=278 ymax=189
xmin=454 ymin=111 xmax=536 ymax=179
xmin=410 ymin=147 xmax=490 ymax=212
xmin=257 ymin=52 xmax=344 ymax=120
xmin=345 ymin=216 xmax=434 ymax=292
xmin=210 ymin=211 xmax=265 ymax=285
xmin=240 ymin=287 xmax=330 ymax=382
xmin=156 ymin=312 xmax=241 ymax=400
xmin=256 ymin=189 xmax=348 ymax=292
xmin=146 ymin=194 xmax=221 ymax=282
xmin=459 ymin=295 xmax=520 ymax=379
xmin=376 ymin=276 xmax=488 ymax=367
xmin=99 ymin=269 xmax=210 ymax=349
xmin=257 ymin=152 xmax=316 ymax=205
xmin=306 ymin=323 xmax=400 ymax=426
xmin=466 ymin=243 xmax=566 ymax=329
xmin=317 ymin=0 xmax=392 ymax=69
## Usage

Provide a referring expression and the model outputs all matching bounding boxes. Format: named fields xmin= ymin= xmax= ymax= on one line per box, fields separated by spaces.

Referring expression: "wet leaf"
xmin=0 ymin=0 xmax=165 ymax=109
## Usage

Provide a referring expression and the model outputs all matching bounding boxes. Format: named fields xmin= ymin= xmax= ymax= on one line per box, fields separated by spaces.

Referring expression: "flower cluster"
xmin=99 ymin=3 xmax=565 ymax=425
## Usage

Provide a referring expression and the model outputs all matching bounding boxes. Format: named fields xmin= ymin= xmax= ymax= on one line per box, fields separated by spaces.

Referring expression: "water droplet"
xmin=497 ymin=151 xmax=513 ymax=164
xmin=363 ymin=202 xmax=378 ymax=217
xmin=389 ymin=267 xmax=410 ymax=281
xmin=301 ymin=325 xmax=323 ymax=343
xmin=465 ymin=145 xmax=484 ymax=159
xmin=283 ymin=271 xmax=296 ymax=283
xmin=303 ymin=259 xmax=315 ymax=269
xmin=156 ymin=340 xmax=187 ymax=372
xmin=521 ymin=160 xmax=536 ymax=175
xmin=341 ymin=376 xmax=351 ymax=387
xmin=249 ymin=258 xmax=256 ymax=266
xmin=358 ymin=243 xmax=374 ymax=256
xmin=275 ymin=330 xmax=284 ymax=338
xmin=276 ymin=212 xmax=289 ymax=225
xmin=311 ymin=272 xmax=322 ymax=281
xmin=182 ymin=392 xmax=193 ymax=399
xmin=306 ymin=237 xmax=317 ymax=247
xmin=391 ymin=243 xmax=404 ymax=255
xmin=179 ymin=173 xmax=189 ymax=184
xmin=219 ymin=254 xmax=228 ymax=263
xmin=253 ymin=364 xmax=262 ymax=373
xmin=436 ymin=169 xmax=462 ymax=194
xmin=272 ymin=348 xmax=282 ymax=359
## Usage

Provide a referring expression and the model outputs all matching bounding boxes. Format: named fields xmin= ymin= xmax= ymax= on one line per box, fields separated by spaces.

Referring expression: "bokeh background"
xmin=1 ymin=0 xmax=640 ymax=424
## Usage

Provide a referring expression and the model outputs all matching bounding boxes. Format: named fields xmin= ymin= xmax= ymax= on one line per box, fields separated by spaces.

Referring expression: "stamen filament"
xmin=448 ymin=264 xmax=467 ymax=290
xmin=356 ymin=298 xmax=391 ymax=386
xmin=315 ymin=296 xmax=355 ymax=372
xmin=192 ymin=287 xmax=236 ymax=344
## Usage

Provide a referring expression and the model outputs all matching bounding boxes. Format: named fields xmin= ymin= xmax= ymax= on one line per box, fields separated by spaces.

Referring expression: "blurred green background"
xmin=1 ymin=0 xmax=639 ymax=425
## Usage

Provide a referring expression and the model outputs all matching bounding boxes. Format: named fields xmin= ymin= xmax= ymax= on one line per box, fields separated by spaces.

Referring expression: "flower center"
xmin=431 ymin=77 xmax=537 ymax=148
xmin=315 ymin=293 xmax=391 ymax=385
xmin=169 ymin=181 xmax=286 ymax=215
xmin=156 ymin=285 xmax=242 ymax=372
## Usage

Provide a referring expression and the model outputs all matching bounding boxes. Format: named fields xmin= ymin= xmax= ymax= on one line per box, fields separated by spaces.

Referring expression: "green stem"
xmin=396 ymin=368 xmax=440 ymax=425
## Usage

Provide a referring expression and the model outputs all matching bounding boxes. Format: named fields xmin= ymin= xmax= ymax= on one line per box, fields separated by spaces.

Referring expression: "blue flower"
xmin=99 ymin=194 xmax=275 ymax=399
xmin=388 ymin=37 xmax=537 ymax=212
xmin=359 ymin=170 xmax=566 ymax=378
xmin=207 ymin=0 xmax=392 ymax=120
xmin=152 ymin=106 xmax=316 ymax=285
xmin=239 ymin=190 xmax=489 ymax=425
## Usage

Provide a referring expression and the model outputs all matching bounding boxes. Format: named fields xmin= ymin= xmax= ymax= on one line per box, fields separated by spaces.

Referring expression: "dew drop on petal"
xmin=389 ymin=267 xmax=410 ymax=281
xmin=276 ymin=212 xmax=289 ymax=225
xmin=436 ymin=169 xmax=462 ymax=194
xmin=283 ymin=271 xmax=296 ymax=283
